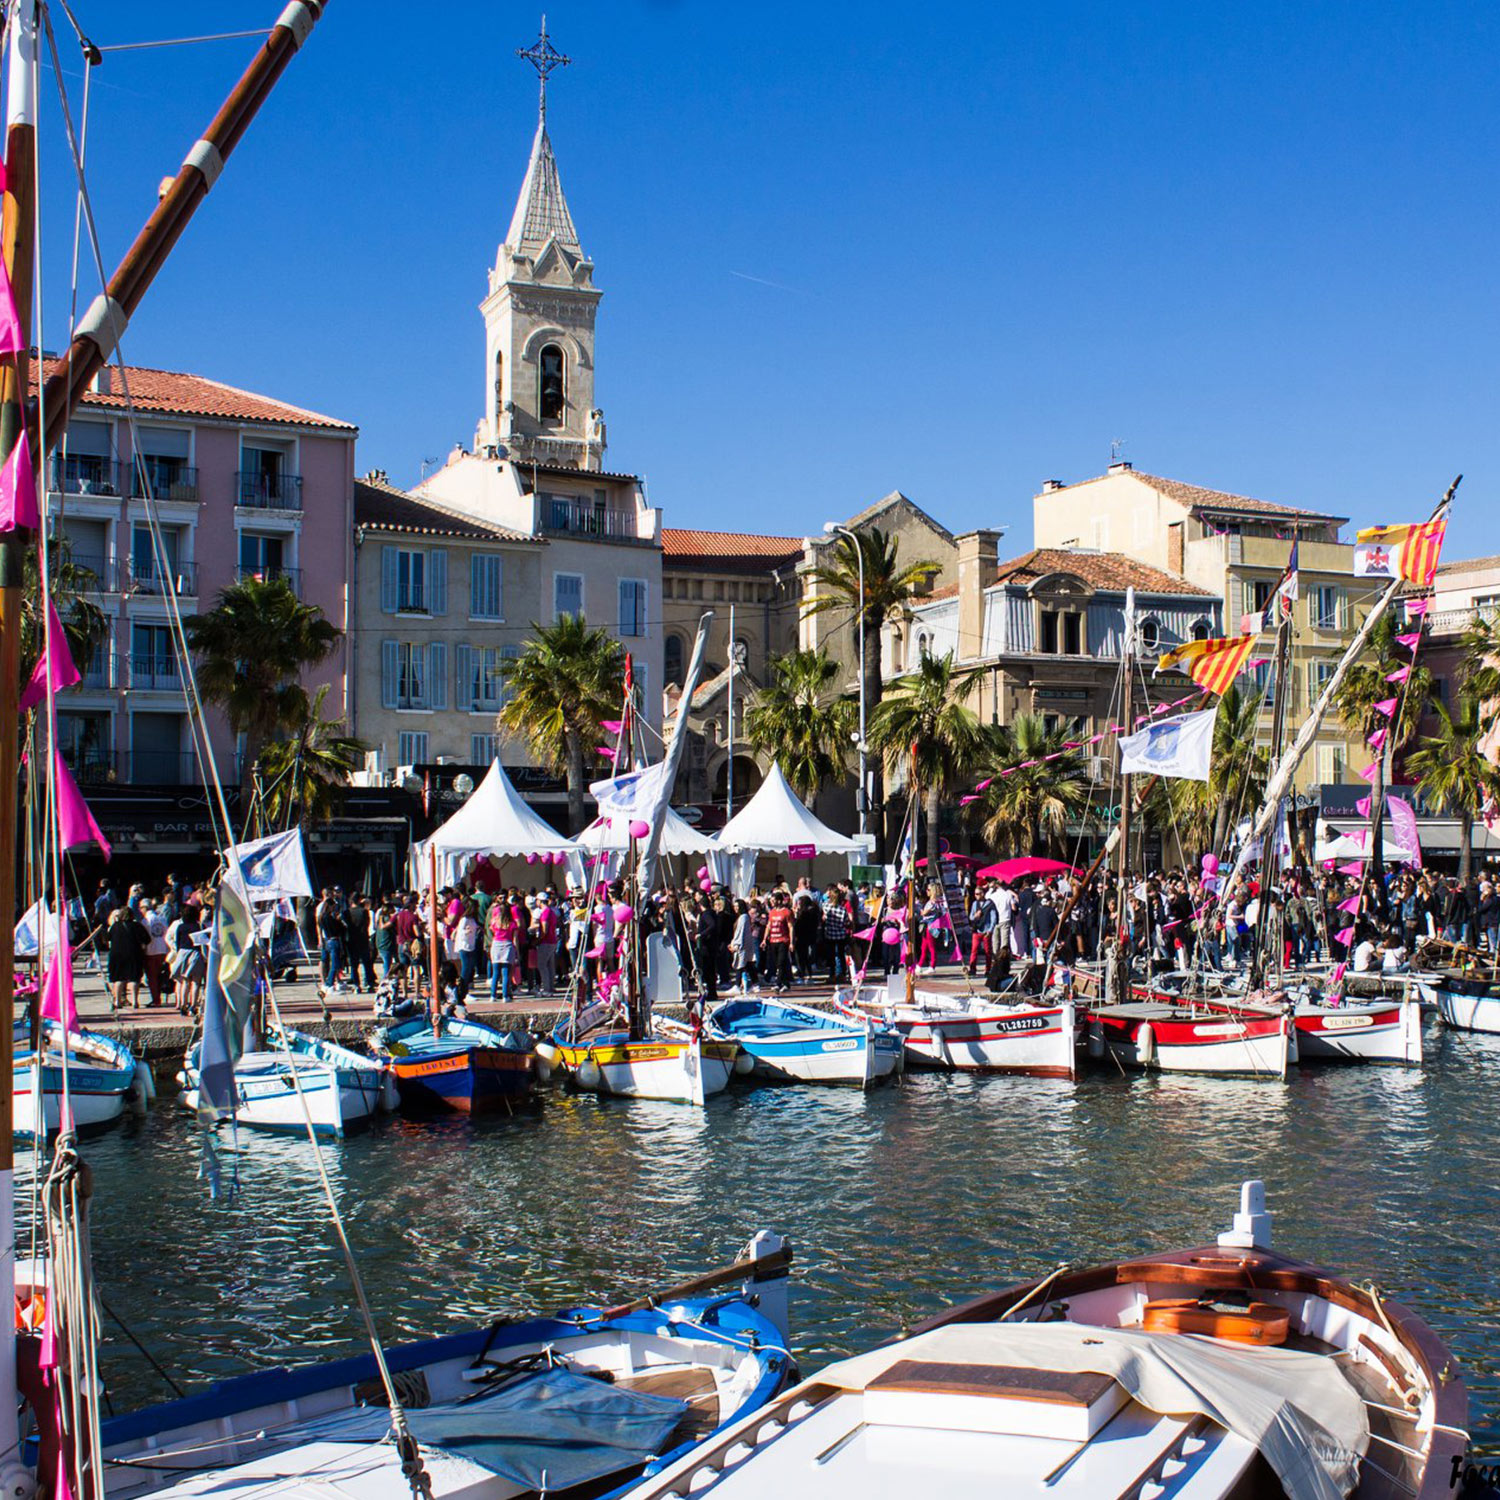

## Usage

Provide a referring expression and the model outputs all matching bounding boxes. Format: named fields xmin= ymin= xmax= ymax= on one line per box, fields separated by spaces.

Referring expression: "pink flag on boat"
xmin=1334 ymin=925 xmax=1356 ymax=946
xmin=1396 ymin=631 xmax=1421 ymax=650
xmin=1367 ymin=727 xmax=1388 ymax=752
xmin=600 ymin=719 xmax=622 ymax=734
xmin=54 ymin=750 xmax=111 ymax=859
xmin=1337 ymin=861 xmax=1364 ymax=876
xmin=1385 ymin=666 xmax=1410 ymax=684
xmin=1331 ymin=962 xmax=1347 ymax=986
xmin=39 ymin=923 xmax=77 ymax=1032
xmin=1356 ymin=763 xmax=1379 ymax=782
xmin=1356 ymin=796 xmax=1371 ymax=816
xmin=974 ymin=778 xmax=993 ymax=792
xmin=1406 ymin=598 xmax=1430 ymax=618
xmin=596 ymin=745 xmax=615 ymax=757
xmin=1374 ymin=697 xmax=1398 ymax=718
xmin=0 ymin=428 xmax=39 ymax=532
xmin=0 ymin=260 xmax=22 ymax=358
xmin=19 ymin=603 xmax=81 ymax=711
xmin=1337 ymin=895 xmax=1360 ymax=915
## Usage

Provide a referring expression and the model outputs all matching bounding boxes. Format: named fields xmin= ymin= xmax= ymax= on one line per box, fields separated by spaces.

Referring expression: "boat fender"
xmin=1136 ymin=1024 xmax=1156 ymax=1066
xmin=174 ymin=1070 xmax=188 ymax=1088
xmin=732 ymin=1049 xmax=756 ymax=1076
xmin=1086 ymin=1023 xmax=1104 ymax=1060
xmin=534 ymin=1039 xmax=559 ymax=1066
xmin=577 ymin=1059 xmax=602 ymax=1090
xmin=534 ymin=1058 xmax=553 ymax=1084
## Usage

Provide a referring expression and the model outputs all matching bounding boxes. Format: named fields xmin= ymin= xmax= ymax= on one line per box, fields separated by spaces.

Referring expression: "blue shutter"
xmin=428 ymin=549 xmax=448 ymax=616
xmin=380 ymin=640 xmax=398 ymax=707
xmin=555 ymin=573 xmax=582 ymax=620
xmin=429 ymin=642 xmax=447 ymax=709
xmin=469 ymin=555 xmax=484 ymax=618
xmin=380 ymin=546 xmax=399 ymax=613
xmin=455 ymin=644 xmax=473 ymax=711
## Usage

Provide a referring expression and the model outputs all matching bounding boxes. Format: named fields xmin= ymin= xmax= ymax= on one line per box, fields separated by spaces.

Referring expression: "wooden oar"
xmin=601 ymin=1242 xmax=794 ymax=1318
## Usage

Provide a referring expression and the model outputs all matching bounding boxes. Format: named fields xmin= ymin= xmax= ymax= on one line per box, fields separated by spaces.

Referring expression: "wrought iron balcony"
xmin=236 ymin=564 xmax=301 ymax=594
xmin=50 ymin=454 xmax=126 ymax=497
xmin=128 ymin=653 xmax=182 ymax=692
xmin=65 ymin=553 xmax=120 ymax=593
xmin=125 ymin=557 xmax=198 ymax=597
xmin=131 ymin=458 xmax=199 ymax=503
xmin=539 ymin=494 xmax=638 ymax=540
xmin=236 ymin=470 xmax=303 ymax=510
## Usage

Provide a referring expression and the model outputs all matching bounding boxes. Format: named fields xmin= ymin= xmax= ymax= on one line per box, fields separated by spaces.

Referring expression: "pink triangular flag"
xmin=1385 ymin=666 xmax=1410 ymax=684
xmin=1337 ymin=894 xmax=1360 ymax=914
xmin=1406 ymin=598 xmax=1430 ymax=618
xmin=1367 ymin=727 xmax=1388 ymax=752
xmin=596 ymin=745 xmax=615 ymax=757
xmin=0 ymin=428 xmax=39 ymax=532
xmin=0 ymin=258 xmax=22 ymax=358
xmin=54 ymin=750 xmax=111 ymax=858
xmin=19 ymin=603 xmax=81 ymax=711
xmin=1338 ymin=861 xmax=1365 ymax=876
xmin=1395 ymin=631 xmax=1421 ymax=650
xmin=1335 ymin=926 xmax=1356 ymax=946
xmin=600 ymin=719 xmax=622 ymax=734
xmin=1356 ymin=796 xmax=1371 ymax=816
xmin=959 ymin=794 xmax=979 ymax=805
xmin=852 ymin=926 xmax=876 ymax=942
xmin=974 ymin=778 xmax=993 ymax=792
xmin=1330 ymin=962 xmax=1347 ymax=986
xmin=1356 ymin=763 xmax=1379 ymax=782
xmin=39 ymin=923 xmax=77 ymax=1032
xmin=1374 ymin=697 xmax=1398 ymax=718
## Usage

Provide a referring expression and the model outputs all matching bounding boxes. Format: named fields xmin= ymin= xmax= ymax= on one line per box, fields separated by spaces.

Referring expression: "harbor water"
xmin=20 ymin=1021 xmax=1499 ymax=1454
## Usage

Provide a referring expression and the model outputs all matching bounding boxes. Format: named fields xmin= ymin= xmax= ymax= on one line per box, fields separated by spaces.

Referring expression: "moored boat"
xmin=550 ymin=1021 xmax=738 ymax=1106
xmin=1087 ymin=1001 xmax=1291 ymax=1078
xmin=708 ymin=997 xmax=902 ymax=1087
xmin=1419 ymin=969 xmax=1500 ymax=1034
xmin=372 ymin=1014 xmax=537 ymax=1114
xmin=13 ymin=1021 xmax=149 ymax=1139
xmin=628 ymin=1182 xmax=1467 ymax=1499
xmin=1291 ymin=994 xmax=1424 ymax=1064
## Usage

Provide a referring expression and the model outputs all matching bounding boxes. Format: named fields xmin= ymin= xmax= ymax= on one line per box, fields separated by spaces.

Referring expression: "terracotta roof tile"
xmin=51 ymin=360 xmax=357 ymax=432
xmin=661 ymin=528 xmax=805 ymax=571
xmin=355 ymin=476 xmax=532 ymax=542
xmin=993 ymin=547 xmax=1219 ymax=597
xmin=1436 ymin=554 xmax=1500 ymax=576
xmin=1127 ymin=470 xmax=1345 ymax=524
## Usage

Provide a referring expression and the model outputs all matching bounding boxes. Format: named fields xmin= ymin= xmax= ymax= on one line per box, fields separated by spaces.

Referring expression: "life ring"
xmin=1142 ymin=1296 xmax=1289 ymax=1345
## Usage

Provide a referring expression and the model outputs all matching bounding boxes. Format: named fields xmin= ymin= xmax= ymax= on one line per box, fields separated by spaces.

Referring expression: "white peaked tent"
xmin=578 ymin=808 xmax=717 ymax=856
xmin=409 ymin=760 xmax=575 ymax=884
xmin=715 ymin=765 xmax=867 ymax=895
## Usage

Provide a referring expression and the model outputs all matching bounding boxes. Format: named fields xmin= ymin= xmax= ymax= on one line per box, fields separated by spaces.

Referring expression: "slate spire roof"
xmin=506 ymin=119 xmax=581 ymax=259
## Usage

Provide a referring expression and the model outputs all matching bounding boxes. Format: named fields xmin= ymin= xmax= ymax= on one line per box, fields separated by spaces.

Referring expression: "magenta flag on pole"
xmin=1406 ymin=598 xmax=1430 ymax=618
xmin=1367 ymin=727 xmax=1388 ymax=752
xmin=0 ymin=428 xmax=39 ymax=532
xmin=1337 ymin=894 xmax=1360 ymax=915
xmin=54 ymin=750 xmax=111 ymax=859
xmin=1396 ymin=631 xmax=1421 ymax=650
xmin=1374 ymin=697 xmax=1398 ymax=718
xmin=1337 ymin=861 xmax=1364 ymax=876
xmin=0 ymin=260 xmax=22 ymax=358
xmin=1356 ymin=763 xmax=1379 ymax=782
xmin=1331 ymin=962 xmax=1347 ymax=986
xmin=1335 ymin=925 xmax=1355 ymax=947
xmin=1385 ymin=666 xmax=1410 ymax=684
xmin=39 ymin=923 xmax=77 ymax=1032
xmin=959 ymin=794 xmax=979 ymax=805
xmin=19 ymin=603 xmax=81 ymax=711
xmin=974 ymin=778 xmax=993 ymax=792
xmin=1388 ymin=794 xmax=1423 ymax=868
xmin=599 ymin=719 xmax=622 ymax=734
xmin=1356 ymin=796 xmax=1371 ymax=816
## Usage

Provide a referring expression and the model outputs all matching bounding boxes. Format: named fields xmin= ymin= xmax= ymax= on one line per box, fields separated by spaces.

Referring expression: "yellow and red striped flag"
xmin=1354 ymin=518 xmax=1448 ymax=587
xmin=1157 ymin=634 xmax=1258 ymax=696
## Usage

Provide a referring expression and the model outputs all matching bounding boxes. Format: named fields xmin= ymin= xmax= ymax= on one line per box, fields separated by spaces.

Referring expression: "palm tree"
xmin=1159 ymin=685 xmax=1269 ymax=857
xmin=1406 ymin=694 xmax=1500 ymax=882
xmin=253 ymin=685 xmax=365 ymax=833
xmin=869 ymin=651 xmax=983 ymax=867
xmin=497 ymin=614 xmax=625 ymax=833
xmin=1460 ymin=610 xmax=1500 ymax=707
xmin=743 ymin=648 xmax=856 ymax=803
xmin=186 ymin=577 xmax=341 ymax=795
xmin=801 ymin=526 xmax=940 ymax=856
xmin=1335 ymin=611 xmax=1433 ymax=883
xmin=973 ymin=715 xmax=1090 ymax=858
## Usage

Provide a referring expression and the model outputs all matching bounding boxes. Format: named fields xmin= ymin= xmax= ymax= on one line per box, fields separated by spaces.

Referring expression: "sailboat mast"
xmin=1250 ymin=607 xmax=1294 ymax=988
xmin=1112 ymin=599 xmax=1137 ymax=999
xmin=905 ymin=744 xmax=917 ymax=1008
xmin=0 ymin=7 xmax=37 ymax=1484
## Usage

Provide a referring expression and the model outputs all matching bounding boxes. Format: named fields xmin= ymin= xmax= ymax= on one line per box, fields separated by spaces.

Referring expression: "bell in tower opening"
xmin=539 ymin=343 xmax=566 ymax=423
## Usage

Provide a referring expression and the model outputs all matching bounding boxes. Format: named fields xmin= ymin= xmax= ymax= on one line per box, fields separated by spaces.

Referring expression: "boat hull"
xmin=1089 ymin=1008 xmax=1290 ymax=1078
xmin=1429 ymin=982 xmax=1500 ymax=1034
xmin=182 ymin=1051 xmax=384 ymax=1137
xmin=12 ymin=1025 xmax=143 ymax=1139
xmin=558 ymin=1035 xmax=736 ymax=1105
xmin=388 ymin=1044 xmax=535 ymax=1113
xmin=1293 ymin=997 xmax=1424 ymax=1063
xmin=897 ymin=1001 xmax=1076 ymax=1078
xmin=710 ymin=999 xmax=903 ymax=1087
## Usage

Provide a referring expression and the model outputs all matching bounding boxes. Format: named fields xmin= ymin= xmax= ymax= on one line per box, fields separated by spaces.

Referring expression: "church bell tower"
xmin=480 ymin=18 xmax=605 ymax=471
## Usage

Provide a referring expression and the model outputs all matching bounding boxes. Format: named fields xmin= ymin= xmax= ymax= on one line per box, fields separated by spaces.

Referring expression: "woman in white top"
xmin=142 ymin=901 xmax=170 ymax=1007
xmin=453 ymin=900 xmax=481 ymax=1000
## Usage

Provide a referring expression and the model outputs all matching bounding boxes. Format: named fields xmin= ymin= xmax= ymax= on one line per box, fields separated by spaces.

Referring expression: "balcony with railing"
xmin=77 ymin=650 xmax=121 ymax=691
xmin=125 ymin=557 xmax=198 ymax=597
xmin=68 ymin=749 xmax=244 ymax=787
xmin=66 ymin=553 xmax=120 ymax=594
xmin=50 ymin=454 xmax=126 ymax=497
xmin=1427 ymin=602 xmax=1499 ymax=638
xmin=236 ymin=564 xmax=301 ymax=594
xmin=128 ymin=652 xmax=182 ymax=692
xmin=131 ymin=458 xmax=199 ymax=503
xmin=236 ymin=470 xmax=303 ymax=510
xmin=539 ymin=494 xmax=638 ymax=541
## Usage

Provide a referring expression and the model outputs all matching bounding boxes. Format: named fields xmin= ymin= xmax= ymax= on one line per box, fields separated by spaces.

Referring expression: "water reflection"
xmin=23 ymin=1057 xmax=1495 ymax=1453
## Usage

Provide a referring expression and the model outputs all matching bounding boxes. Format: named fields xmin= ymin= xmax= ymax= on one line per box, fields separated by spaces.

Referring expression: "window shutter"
xmin=428 ymin=549 xmax=448 ymax=616
xmin=455 ymin=644 xmax=473 ymax=711
xmin=1337 ymin=589 xmax=1349 ymax=630
xmin=380 ymin=640 xmax=398 ymax=707
xmin=380 ymin=547 xmax=398 ymax=614
xmin=501 ymin=644 xmax=520 ymax=704
xmin=429 ymin=642 xmax=447 ymax=709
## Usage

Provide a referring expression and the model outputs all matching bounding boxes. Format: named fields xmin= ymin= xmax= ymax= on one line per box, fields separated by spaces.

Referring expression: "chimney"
xmin=90 ymin=367 xmax=111 ymax=396
xmin=956 ymin=529 xmax=1001 ymax=661
xmin=1040 ymin=478 xmax=1064 ymax=493
xmin=1107 ymin=460 xmax=1133 ymax=475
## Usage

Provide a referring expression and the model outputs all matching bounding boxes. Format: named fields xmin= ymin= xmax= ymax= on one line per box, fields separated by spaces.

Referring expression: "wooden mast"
xmin=1250 ymin=601 xmax=1294 ymax=989
xmin=905 ymin=742 xmax=917 ymax=1007
xmin=1111 ymin=596 xmax=1137 ymax=1003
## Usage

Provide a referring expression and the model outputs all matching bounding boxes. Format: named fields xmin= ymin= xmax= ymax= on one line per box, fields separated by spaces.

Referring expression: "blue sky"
xmin=36 ymin=1 xmax=1500 ymax=556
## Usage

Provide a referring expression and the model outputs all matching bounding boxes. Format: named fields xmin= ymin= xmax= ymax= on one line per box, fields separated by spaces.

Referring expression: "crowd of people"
xmin=73 ymin=857 xmax=1500 ymax=1018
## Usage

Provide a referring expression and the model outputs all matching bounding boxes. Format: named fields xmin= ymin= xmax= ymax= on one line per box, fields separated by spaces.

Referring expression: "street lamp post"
xmin=823 ymin=522 xmax=868 ymax=840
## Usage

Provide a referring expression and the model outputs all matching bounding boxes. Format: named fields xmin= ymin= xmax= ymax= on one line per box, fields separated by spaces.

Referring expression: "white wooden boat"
xmin=180 ymin=1027 xmax=392 ymax=1138
xmin=91 ymin=1234 xmax=795 ymax=1500
xmin=1087 ymin=1002 xmax=1291 ymax=1078
xmin=547 ymin=1020 xmax=739 ymax=1106
xmin=629 ymin=1183 xmax=1467 ymax=1500
xmin=1421 ymin=972 xmax=1500 ymax=1034
xmin=707 ymin=998 xmax=902 ymax=1087
xmin=12 ymin=1021 xmax=151 ymax=1138
xmin=1291 ymin=995 xmax=1424 ymax=1064
xmin=839 ymin=977 xmax=1076 ymax=1078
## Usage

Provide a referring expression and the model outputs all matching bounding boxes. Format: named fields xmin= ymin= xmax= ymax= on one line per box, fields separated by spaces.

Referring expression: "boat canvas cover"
xmin=817 ymin=1323 xmax=1369 ymax=1500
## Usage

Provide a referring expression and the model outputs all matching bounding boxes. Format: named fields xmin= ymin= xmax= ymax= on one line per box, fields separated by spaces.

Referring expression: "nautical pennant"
xmin=1157 ymin=634 xmax=1258 ymax=696
xmin=1353 ymin=519 xmax=1448 ymax=587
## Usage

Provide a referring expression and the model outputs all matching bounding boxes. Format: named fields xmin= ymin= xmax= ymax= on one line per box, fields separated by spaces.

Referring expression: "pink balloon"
xmin=524 ymin=852 xmax=538 ymax=865
xmin=699 ymin=877 xmax=713 ymax=892
xmin=613 ymin=902 xmax=634 ymax=923
xmin=1201 ymin=853 xmax=1219 ymax=875
xmin=629 ymin=819 xmax=650 ymax=840
xmin=881 ymin=926 xmax=900 ymax=944
xmin=696 ymin=866 xmax=708 ymax=880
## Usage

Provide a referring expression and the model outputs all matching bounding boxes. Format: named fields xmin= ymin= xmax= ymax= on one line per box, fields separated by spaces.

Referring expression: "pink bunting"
xmin=1356 ymin=763 xmax=1379 ymax=782
xmin=596 ymin=745 xmax=615 ymax=757
xmin=1374 ymin=697 xmax=1398 ymax=718
xmin=1395 ymin=631 xmax=1421 ymax=650
xmin=1356 ymin=796 xmax=1371 ymax=816
xmin=0 ymin=258 xmax=21 ymax=359
xmin=0 ymin=428 xmax=39 ymax=533
xmin=974 ymin=778 xmax=993 ymax=792
xmin=1405 ymin=599 xmax=1430 ymax=618
xmin=1385 ymin=666 xmax=1410 ymax=684
xmin=600 ymin=719 xmax=622 ymax=734
xmin=20 ymin=603 xmax=81 ymax=711
xmin=1337 ymin=895 xmax=1360 ymax=915
xmin=1366 ymin=728 xmax=1388 ymax=752
xmin=54 ymin=751 xmax=111 ymax=859
xmin=1018 ymin=760 xmax=1038 ymax=770
xmin=959 ymin=794 xmax=979 ymax=805
xmin=1330 ymin=962 xmax=1347 ymax=986
xmin=1335 ymin=926 xmax=1356 ymax=946
xmin=40 ymin=922 xmax=77 ymax=1032
xmin=1088 ymin=734 xmax=1104 ymax=744
xmin=1338 ymin=861 xmax=1364 ymax=876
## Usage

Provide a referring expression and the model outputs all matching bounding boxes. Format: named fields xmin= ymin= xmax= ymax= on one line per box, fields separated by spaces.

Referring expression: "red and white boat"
xmin=1087 ymin=1002 xmax=1290 ymax=1078
xmin=1290 ymin=995 xmax=1424 ymax=1064
xmin=840 ymin=977 xmax=1076 ymax=1079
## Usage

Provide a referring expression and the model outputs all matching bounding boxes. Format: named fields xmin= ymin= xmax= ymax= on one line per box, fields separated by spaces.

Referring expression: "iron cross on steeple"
xmin=517 ymin=16 xmax=571 ymax=124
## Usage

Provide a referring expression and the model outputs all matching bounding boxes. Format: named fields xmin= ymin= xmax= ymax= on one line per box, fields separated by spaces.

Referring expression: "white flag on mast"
xmin=222 ymin=829 xmax=314 ymax=905
xmin=1118 ymin=709 xmax=1215 ymax=782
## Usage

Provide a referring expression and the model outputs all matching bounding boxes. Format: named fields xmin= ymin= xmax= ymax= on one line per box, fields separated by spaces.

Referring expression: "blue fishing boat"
xmin=708 ymin=997 xmax=903 ymax=1087
xmin=91 ymin=1233 xmax=795 ymax=1500
xmin=372 ymin=1014 xmax=536 ymax=1114
xmin=12 ymin=1020 xmax=150 ymax=1139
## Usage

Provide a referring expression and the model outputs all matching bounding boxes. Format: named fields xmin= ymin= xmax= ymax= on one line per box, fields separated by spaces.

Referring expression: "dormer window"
xmin=539 ymin=343 xmax=565 ymax=423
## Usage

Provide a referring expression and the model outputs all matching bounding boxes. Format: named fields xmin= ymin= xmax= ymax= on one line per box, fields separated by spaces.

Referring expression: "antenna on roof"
xmin=1110 ymin=437 xmax=1126 ymax=463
